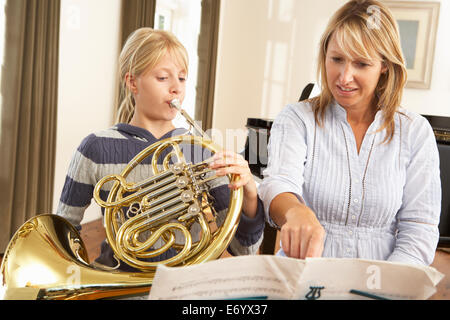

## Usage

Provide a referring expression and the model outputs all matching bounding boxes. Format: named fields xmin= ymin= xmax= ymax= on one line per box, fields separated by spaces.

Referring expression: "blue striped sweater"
xmin=57 ymin=123 xmax=264 ymax=271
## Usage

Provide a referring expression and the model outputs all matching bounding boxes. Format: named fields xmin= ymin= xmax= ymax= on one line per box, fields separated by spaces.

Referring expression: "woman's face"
xmin=325 ymin=33 xmax=386 ymax=112
xmin=133 ymin=51 xmax=187 ymax=123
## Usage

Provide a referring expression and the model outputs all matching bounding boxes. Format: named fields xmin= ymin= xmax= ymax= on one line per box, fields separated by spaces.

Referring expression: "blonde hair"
xmin=310 ymin=0 xmax=407 ymax=143
xmin=116 ymin=28 xmax=189 ymax=124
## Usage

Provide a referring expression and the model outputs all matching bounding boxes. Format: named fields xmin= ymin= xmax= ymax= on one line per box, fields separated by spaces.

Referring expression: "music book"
xmin=148 ymin=255 xmax=444 ymax=300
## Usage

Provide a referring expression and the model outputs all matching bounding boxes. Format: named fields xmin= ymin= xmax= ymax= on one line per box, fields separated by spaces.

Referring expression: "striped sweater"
xmin=57 ymin=123 xmax=264 ymax=271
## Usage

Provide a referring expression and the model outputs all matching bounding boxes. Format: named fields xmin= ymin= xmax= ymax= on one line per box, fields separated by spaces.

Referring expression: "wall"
xmin=53 ymin=0 xmax=121 ymax=224
xmin=212 ymin=0 xmax=345 ymax=152
xmin=53 ymin=0 xmax=450 ymax=223
xmin=213 ymin=0 xmax=450 ymax=152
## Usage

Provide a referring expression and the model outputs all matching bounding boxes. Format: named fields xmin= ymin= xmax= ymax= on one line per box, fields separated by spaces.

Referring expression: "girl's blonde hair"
xmin=310 ymin=0 xmax=407 ymax=143
xmin=116 ymin=28 xmax=189 ymax=124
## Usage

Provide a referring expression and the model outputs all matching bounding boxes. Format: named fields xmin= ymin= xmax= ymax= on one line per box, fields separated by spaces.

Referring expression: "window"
xmin=155 ymin=0 xmax=202 ymax=129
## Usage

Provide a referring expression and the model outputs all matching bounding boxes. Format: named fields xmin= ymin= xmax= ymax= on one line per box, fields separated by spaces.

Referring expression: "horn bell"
xmin=0 ymin=214 xmax=153 ymax=300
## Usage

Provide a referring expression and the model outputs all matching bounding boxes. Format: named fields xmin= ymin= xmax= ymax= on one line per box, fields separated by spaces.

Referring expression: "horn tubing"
xmin=0 ymin=103 xmax=244 ymax=299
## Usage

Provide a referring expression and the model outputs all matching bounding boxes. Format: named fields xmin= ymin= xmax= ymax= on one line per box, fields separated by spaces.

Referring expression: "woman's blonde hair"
xmin=311 ymin=0 xmax=407 ymax=143
xmin=116 ymin=28 xmax=188 ymax=124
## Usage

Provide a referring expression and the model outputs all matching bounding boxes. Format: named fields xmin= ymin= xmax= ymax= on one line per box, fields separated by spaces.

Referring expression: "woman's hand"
xmin=281 ymin=206 xmax=325 ymax=259
xmin=209 ymin=150 xmax=258 ymax=218
xmin=270 ymin=193 xmax=325 ymax=259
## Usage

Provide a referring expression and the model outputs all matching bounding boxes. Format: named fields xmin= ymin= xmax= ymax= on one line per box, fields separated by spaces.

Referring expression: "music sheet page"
xmin=149 ymin=255 xmax=305 ymax=300
xmin=148 ymin=255 xmax=444 ymax=300
xmin=295 ymin=258 xmax=444 ymax=300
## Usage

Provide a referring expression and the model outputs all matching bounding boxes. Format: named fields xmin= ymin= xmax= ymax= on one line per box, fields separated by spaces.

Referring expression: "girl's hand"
xmin=209 ymin=150 xmax=258 ymax=218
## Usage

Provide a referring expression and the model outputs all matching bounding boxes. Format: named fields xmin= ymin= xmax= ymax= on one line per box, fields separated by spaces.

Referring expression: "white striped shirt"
xmin=258 ymin=100 xmax=441 ymax=265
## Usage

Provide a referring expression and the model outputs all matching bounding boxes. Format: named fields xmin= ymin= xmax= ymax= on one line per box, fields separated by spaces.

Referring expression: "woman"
xmin=258 ymin=0 xmax=441 ymax=265
xmin=57 ymin=28 xmax=264 ymax=271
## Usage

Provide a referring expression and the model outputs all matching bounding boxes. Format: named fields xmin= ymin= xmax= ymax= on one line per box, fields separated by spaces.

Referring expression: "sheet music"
xmin=149 ymin=255 xmax=305 ymax=300
xmin=295 ymin=258 xmax=444 ymax=300
xmin=148 ymin=255 xmax=444 ymax=300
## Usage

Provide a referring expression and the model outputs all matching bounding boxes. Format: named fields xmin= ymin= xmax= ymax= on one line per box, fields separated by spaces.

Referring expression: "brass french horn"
xmin=0 ymin=100 xmax=243 ymax=300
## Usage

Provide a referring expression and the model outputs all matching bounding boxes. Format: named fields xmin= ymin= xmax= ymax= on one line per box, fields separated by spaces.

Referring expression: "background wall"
xmin=212 ymin=0 xmax=450 ymax=153
xmin=54 ymin=0 xmax=121 ymax=224
xmin=53 ymin=0 xmax=449 ymax=224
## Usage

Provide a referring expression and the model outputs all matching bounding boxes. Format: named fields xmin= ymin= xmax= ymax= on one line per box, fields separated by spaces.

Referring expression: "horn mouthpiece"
xmin=170 ymin=99 xmax=181 ymax=111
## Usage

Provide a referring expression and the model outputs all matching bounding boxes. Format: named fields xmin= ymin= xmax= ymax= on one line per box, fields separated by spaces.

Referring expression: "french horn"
xmin=0 ymin=100 xmax=243 ymax=300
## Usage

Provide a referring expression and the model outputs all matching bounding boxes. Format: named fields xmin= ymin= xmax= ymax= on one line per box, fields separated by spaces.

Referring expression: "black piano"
xmin=423 ymin=115 xmax=450 ymax=247
xmin=243 ymin=113 xmax=450 ymax=253
xmin=242 ymin=118 xmax=273 ymax=180
xmin=242 ymin=117 xmax=276 ymax=254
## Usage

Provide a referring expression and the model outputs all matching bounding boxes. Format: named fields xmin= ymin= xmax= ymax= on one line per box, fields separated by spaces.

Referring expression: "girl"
xmin=57 ymin=28 xmax=265 ymax=271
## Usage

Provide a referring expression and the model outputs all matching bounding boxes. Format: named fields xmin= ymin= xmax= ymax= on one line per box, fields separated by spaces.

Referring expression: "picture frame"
xmin=383 ymin=1 xmax=440 ymax=89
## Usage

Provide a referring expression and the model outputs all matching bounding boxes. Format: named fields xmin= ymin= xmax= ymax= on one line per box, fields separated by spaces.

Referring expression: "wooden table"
xmin=429 ymin=248 xmax=450 ymax=300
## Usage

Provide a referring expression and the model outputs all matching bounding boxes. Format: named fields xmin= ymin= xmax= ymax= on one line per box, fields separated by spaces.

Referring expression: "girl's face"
xmin=132 ymin=52 xmax=187 ymax=123
xmin=325 ymin=33 xmax=386 ymax=112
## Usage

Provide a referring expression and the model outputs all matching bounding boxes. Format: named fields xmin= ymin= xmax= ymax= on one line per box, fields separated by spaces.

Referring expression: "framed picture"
xmin=384 ymin=1 xmax=440 ymax=89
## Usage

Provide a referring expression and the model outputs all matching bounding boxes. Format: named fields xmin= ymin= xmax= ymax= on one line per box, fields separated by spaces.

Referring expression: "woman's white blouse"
xmin=258 ymin=101 xmax=441 ymax=265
